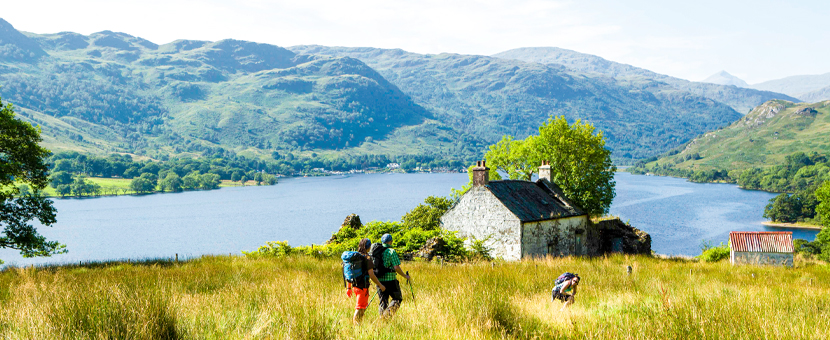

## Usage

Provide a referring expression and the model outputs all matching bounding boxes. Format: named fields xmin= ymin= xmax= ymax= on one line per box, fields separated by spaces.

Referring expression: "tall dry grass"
xmin=0 ymin=254 xmax=828 ymax=339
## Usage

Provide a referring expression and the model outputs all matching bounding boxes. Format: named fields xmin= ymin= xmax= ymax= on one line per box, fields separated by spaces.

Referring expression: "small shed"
xmin=729 ymin=231 xmax=793 ymax=267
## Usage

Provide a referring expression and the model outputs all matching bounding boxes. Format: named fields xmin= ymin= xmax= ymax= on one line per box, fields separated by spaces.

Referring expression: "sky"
xmin=4 ymin=0 xmax=829 ymax=84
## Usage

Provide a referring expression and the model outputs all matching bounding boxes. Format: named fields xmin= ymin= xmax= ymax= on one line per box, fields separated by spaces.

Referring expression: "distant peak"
xmin=702 ymin=70 xmax=749 ymax=88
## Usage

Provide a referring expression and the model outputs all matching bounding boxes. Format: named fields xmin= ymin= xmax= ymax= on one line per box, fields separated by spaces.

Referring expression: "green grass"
xmin=1 ymin=254 xmax=827 ymax=339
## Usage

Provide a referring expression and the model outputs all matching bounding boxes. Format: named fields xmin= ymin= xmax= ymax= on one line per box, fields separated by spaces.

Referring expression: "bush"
xmin=698 ymin=241 xmax=730 ymax=262
xmin=246 ymin=196 xmax=490 ymax=262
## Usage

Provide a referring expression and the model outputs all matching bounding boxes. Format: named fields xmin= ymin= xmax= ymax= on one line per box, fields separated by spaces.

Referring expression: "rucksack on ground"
xmin=341 ymin=251 xmax=368 ymax=287
xmin=370 ymin=243 xmax=393 ymax=277
xmin=555 ymin=272 xmax=577 ymax=285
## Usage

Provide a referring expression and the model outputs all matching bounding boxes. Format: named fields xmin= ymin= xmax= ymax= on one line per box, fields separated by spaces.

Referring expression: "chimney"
xmin=539 ymin=160 xmax=551 ymax=182
xmin=472 ymin=160 xmax=489 ymax=186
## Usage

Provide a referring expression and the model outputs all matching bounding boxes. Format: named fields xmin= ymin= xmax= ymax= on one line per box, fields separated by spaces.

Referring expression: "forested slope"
xmin=291 ymin=45 xmax=743 ymax=161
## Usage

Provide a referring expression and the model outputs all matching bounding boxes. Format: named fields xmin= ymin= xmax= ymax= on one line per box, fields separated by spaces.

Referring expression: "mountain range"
xmin=0 ymin=18 xmax=805 ymax=163
xmin=699 ymin=70 xmax=830 ymax=103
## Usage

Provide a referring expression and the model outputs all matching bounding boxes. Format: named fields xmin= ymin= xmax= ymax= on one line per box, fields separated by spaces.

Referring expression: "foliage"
xmin=763 ymin=190 xmax=818 ymax=223
xmin=242 ymin=241 xmax=294 ymax=258
xmin=482 ymin=116 xmax=616 ymax=216
xmin=247 ymin=196 xmax=487 ymax=261
xmin=0 ymin=97 xmax=65 ymax=258
xmin=401 ymin=196 xmax=454 ymax=230
xmin=698 ymin=241 xmax=730 ymax=262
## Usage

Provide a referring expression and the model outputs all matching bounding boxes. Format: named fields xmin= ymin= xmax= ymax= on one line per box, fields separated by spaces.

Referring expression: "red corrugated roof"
xmin=729 ymin=232 xmax=793 ymax=253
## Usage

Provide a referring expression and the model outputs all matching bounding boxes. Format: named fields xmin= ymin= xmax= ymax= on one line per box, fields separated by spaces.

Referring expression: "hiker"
xmin=551 ymin=273 xmax=580 ymax=311
xmin=371 ymin=233 xmax=410 ymax=318
xmin=344 ymin=239 xmax=386 ymax=324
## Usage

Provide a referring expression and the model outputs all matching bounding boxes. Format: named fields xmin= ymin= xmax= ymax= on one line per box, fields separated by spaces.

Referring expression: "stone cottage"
xmin=729 ymin=231 xmax=793 ymax=267
xmin=440 ymin=161 xmax=593 ymax=261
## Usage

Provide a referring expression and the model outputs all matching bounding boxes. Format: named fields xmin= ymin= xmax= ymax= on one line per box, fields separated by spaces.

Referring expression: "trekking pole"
xmin=406 ymin=271 xmax=417 ymax=306
xmin=368 ymin=289 xmax=379 ymax=306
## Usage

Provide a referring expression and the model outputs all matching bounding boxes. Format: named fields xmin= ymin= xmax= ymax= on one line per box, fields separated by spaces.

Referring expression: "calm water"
xmin=0 ymin=173 xmax=819 ymax=266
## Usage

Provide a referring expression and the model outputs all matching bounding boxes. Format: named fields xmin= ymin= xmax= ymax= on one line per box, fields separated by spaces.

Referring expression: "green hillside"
xmin=290 ymin=45 xmax=743 ymax=161
xmin=0 ymin=17 xmax=760 ymax=163
xmin=492 ymin=47 xmax=801 ymax=113
xmin=637 ymin=100 xmax=830 ymax=171
xmin=1 ymin=19 xmax=479 ymax=161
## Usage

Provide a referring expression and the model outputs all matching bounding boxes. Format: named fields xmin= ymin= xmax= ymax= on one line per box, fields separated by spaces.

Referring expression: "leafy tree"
xmin=49 ymin=171 xmax=73 ymax=188
xmin=254 ymin=172 xmax=264 ymax=185
xmin=0 ymin=98 xmax=65 ymax=258
xmin=182 ymin=172 xmax=201 ymax=190
xmin=56 ymin=185 xmax=71 ymax=197
xmin=240 ymin=175 xmax=247 ymax=185
xmin=130 ymin=177 xmax=155 ymax=194
xmin=485 ymin=135 xmax=535 ymax=180
xmin=159 ymin=173 xmax=183 ymax=192
xmin=763 ymin=193 xmax=800 ymax=223
xmin=401 ymin=196 xmax=454 ymax=231
xmin=198 ymin=173 xmax=221 ymax=190
xmin=484 ymin=116 xmax=616 ymax=216
xmin=122 ymin=166 xmax=140 ymax=179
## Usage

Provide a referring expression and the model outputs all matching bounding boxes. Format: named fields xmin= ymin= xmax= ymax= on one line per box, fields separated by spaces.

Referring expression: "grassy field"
xmin=0 ymin=255 xmax=828 ymax=339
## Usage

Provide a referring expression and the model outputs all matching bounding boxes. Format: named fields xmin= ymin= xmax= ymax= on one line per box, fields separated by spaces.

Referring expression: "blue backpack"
xmin=341 ymin=251 xmax=368 ymax=287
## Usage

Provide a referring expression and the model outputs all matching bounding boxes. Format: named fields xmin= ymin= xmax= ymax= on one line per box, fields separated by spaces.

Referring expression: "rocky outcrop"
xmin=587 ymin=218 xmax=651 ymax=255
xmin=327 ymin=214 xmax=363 ymax=244
xmin=416 ymin=237 xmax=447 ymax=260
xmin=793 ymin=107 xmax=818 ymax=116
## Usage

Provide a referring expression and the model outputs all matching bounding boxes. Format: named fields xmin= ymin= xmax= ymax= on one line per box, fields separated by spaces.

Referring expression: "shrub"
xmin=698 ymin=241 xmax=730 ymax=262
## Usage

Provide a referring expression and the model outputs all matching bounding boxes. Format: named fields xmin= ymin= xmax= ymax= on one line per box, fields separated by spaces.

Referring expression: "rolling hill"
xmin=1 ymin=19 xmax=480 ymax=161
xmin=637 ymin=100 xmax=830 ymax=171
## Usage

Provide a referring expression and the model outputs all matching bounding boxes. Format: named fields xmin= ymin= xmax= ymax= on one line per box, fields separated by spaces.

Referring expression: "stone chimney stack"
xmin=472 ymin=160 xmax=489 ymax=186
xmin=539 ymin=160 xmax=552 ymax=182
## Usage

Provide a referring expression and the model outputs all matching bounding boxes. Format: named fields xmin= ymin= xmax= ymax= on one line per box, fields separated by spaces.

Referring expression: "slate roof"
xmin=729 ymin=232 xmax=793 ymax=253
xmin=485 ymin=179 xmax=585 ymax=222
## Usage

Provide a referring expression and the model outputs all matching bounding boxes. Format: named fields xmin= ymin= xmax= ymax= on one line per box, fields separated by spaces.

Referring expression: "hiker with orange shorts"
xmin=344 ymin=238 xmax=386 ymax=324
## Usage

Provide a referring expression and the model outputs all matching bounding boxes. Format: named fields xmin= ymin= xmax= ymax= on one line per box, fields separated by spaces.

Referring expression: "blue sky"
xmin=5 ymin=0 xmax=829 ymax=83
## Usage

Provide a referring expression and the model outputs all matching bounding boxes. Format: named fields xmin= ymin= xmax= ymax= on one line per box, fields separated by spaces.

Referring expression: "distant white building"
xmin=386 ymin=163 xmax=400 ymax=169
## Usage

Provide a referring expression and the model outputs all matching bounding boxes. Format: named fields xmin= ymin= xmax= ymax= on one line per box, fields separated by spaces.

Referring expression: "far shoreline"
xmin=762 ymin=221 xmax=823 ymax=230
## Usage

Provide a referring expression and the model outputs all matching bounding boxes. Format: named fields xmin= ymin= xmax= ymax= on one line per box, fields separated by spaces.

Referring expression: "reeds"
xmin=0 ymin=254 xmax=827 ymax=339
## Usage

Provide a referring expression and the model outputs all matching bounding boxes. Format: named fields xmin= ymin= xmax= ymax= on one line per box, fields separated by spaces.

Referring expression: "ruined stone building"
xmin=440 ymin=161 xmax=651 ymax=261
xmin=441 ymin=161 xmax=588 ymax=261
xmin=729 ymin=231 xmax=793 ymax=267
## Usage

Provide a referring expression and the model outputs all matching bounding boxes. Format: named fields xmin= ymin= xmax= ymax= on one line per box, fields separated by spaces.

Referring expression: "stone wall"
xmin=440 ymin=186 xmax=522 ymax=261
xmin=521 ymin=215 xmax=589 ymax=258
xmin=731 ymin=251 xmax=793 ymax=267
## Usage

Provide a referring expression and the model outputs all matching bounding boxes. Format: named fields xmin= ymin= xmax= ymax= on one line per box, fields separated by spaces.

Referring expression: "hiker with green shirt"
xmin=371 ymin=233 xmax=410 ymax=318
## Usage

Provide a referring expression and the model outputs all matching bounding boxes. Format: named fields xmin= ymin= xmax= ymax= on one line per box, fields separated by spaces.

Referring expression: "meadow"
xmin=0 ymin=254 xmax=827 ymax=339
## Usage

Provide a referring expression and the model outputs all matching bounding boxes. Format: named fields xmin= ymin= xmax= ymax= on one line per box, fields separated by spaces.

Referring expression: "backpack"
xmin=554 ymin=272 xmax=577 ymax=285
xmin=341 ymin=251 xmax=368 ymax=287
xmin=370 ymin=243 xmax=393 ymax=278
